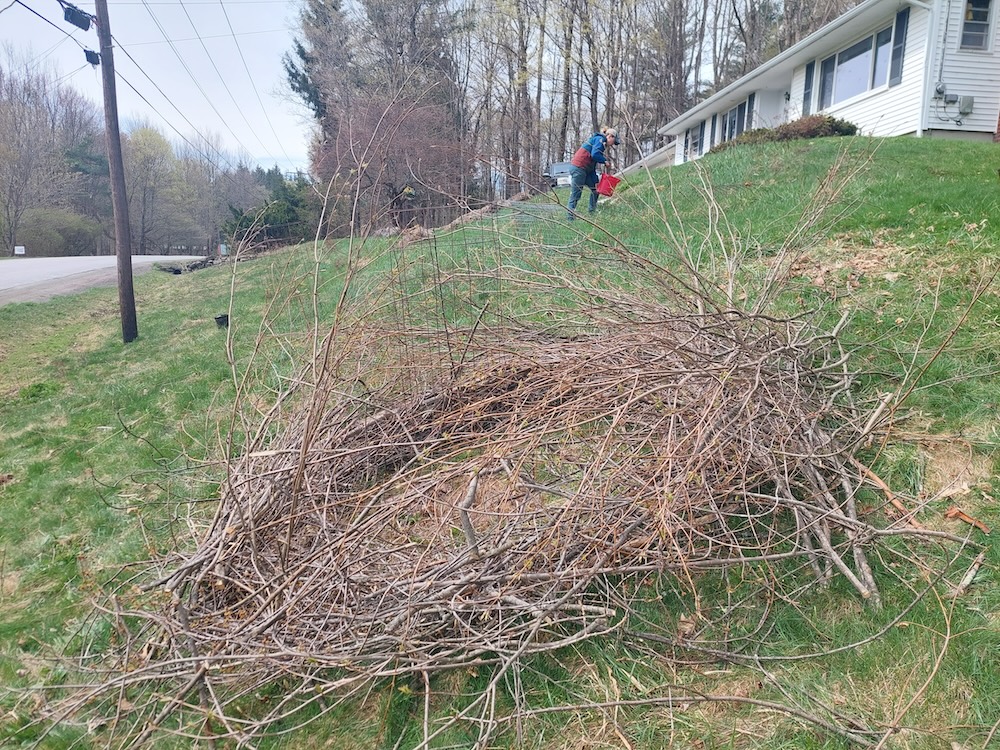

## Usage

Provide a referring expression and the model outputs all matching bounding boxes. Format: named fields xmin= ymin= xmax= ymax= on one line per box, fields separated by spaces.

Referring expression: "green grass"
xmin=1 ymin=134 xmax=999 ymax=748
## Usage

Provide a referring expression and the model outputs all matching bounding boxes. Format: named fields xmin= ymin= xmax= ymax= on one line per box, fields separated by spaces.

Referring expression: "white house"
xmin=650 ymin=0 xmax=1000 ymax=165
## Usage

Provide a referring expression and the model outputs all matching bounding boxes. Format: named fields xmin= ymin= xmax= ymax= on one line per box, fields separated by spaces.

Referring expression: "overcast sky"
xmin=0 ymin=0 xmax=313 ymax=173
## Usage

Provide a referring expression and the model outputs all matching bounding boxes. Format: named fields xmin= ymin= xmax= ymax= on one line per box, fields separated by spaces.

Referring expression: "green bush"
xmin=710 ymin=114 xmax=859 ymax=154
xmin=16 ymin=208 xmax=102 ymax=257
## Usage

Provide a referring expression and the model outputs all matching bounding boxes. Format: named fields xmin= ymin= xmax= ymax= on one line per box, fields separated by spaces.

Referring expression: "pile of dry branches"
xmin=46 ymin=293 xmax=944 ymax=748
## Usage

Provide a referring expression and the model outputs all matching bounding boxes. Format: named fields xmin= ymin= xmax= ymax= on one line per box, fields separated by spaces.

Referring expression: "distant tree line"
xmin=0 ymin=48 xmax=317 ymax=257
xmin=284 ymin=0 xmax=860 ymax=229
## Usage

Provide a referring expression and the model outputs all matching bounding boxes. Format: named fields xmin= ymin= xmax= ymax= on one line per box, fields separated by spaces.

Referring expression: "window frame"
xmin=814 ymin=8 xmax=909 ymax=111
xmin=719 ymin=96 xmax=754 ymax=143
xmin=688 ymin=123 xmax=701 ymax=158
xmin=960 ymin=0 xmax=993 ymax=50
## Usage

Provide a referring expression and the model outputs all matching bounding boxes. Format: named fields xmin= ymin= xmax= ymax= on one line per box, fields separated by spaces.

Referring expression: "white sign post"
xmin=13 ymin=246 xmax=26 ymax=256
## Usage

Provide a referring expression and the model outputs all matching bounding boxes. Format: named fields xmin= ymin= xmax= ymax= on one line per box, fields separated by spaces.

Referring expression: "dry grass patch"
xmin=1 ymin=569 xmax=21 ymax=598
xmin=920 ymin=440 xmax=992 ymax=498
xmin=785 ymin=241 xmax=911 ymax=291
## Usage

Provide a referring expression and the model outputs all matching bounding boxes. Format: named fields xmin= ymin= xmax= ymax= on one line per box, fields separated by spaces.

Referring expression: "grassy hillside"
xmin=0 ymin=135 xmax=998 ymax=749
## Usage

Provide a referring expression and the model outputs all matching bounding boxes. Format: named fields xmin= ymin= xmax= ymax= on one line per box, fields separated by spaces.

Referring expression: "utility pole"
xmin=93 ymin=0 xmax=138 ymax=343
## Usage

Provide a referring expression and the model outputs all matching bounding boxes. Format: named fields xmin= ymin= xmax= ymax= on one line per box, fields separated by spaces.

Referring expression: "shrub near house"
xmin=710 ymin=114 xmax=859 ymax=154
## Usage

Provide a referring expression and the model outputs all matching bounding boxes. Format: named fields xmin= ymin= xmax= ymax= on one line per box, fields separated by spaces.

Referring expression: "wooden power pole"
xmin=93 ymin=0 xmax=138 ymax=343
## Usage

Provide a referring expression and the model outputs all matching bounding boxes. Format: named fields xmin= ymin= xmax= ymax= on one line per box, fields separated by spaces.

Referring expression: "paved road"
xmin=0 ymin=255 xmax=204 ymax=305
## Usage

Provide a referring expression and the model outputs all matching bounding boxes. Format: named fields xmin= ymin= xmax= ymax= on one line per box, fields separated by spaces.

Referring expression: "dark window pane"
xmin=803 ymin=61 xmax=815 ymax=115
xmin=961 ymin=0 xmax=992 ymax=47
xmin=819 ymin=56 xmax=835 ymax=108
xmin=889 ymin=8 xmax=909 ymax=86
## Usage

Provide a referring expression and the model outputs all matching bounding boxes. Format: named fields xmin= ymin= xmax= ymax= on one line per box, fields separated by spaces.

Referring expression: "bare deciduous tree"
xmin=0 ymin=49 xmax=74 ymax=254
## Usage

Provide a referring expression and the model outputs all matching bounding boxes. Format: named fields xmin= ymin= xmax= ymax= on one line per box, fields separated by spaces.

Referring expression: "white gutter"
xmin=916 ymin=0 xmax=941 ymax=135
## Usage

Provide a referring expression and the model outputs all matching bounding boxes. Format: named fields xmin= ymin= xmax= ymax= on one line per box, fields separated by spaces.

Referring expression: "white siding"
xmin=926 ymin=0 xmax=1000 ymax=134
xmin=755 ymin=90 xmax=788 ymax=128
xmin=789 ymin=67 xmax=810 ymax=119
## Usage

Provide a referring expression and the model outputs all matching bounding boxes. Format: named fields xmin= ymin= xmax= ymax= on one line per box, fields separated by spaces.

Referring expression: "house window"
xmin=688 ymin=124 xmax=701 ymax=157
xmin=872 ymin=27 xmax=893 ymax=86
xmin=817 ymin=9 xmax=909 ymax=109
xmin=961 ymin=0 xmax=992 ymax=49
xmin=697 ymin=120 xmax=706 ymax=155
xmin=724 ymin=108 xmax=736 ymax=139
xmin=720 ymin=97 xmax=754 ymax=142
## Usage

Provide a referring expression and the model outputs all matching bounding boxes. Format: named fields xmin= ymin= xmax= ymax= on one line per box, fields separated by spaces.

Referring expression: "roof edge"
xmin=658 ymin=0 xmax=914 ymax=135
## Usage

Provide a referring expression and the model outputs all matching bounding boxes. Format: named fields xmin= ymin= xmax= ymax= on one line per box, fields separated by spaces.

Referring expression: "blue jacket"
xmin=571 ymin=133 xmax=607 ymax=171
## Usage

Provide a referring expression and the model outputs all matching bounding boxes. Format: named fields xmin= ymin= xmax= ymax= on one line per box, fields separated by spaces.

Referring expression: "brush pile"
xmin=57 ymin=299 xmax=920 ymax=746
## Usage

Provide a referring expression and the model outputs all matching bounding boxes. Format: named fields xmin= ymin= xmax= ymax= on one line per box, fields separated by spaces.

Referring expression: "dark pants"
xmin=567 ymin=166 xmax=598 ymax=218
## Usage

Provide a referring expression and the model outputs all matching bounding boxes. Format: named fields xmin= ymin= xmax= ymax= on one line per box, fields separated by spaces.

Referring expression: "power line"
xmin=216 ymin=0 xmax=297 ymax=168
xmin=16 ymin=0 xmax=304 ymax=179
xmin=14 ymin=0 xmax=238 ymax=172
xmin=13 ymin=0 xmax=88 ymax=48
xmin=53 ymin=61 xmax=91 ymax=84
xmin=175 ymin=0 xmax=283 ymax=165
xmin=110 ymin=0 xmax=290 ymax=4
xmin=115 ymin=69 xmax=234 ymax=165
xmin=111 ymin=39 xmax=242 ymax=172
xmin=121 ymin=27 xmax=293 ymax=46
xmin=136 ymin=0 xmax=259 ymax=159
xmin=13 ymin=0 xmax=98 ymax=69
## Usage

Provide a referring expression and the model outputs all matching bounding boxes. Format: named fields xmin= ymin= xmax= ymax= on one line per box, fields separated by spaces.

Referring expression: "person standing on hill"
xmin=567 ymin=126 xmax=618 ymax=220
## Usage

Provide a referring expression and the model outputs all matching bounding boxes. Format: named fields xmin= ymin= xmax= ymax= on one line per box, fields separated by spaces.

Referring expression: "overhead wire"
xmin=10 ymin=0 xmax=314 ymax=243
xmin=53 ymin=62 xmax=91 ymax=84
xmin=110 ymin=0 xmax=288 ymax=4
xmin=16 ymin=0 xmax=305 ymax=179
xmin=215 ymin=0 xmax=298 ymax=168
xmin=111 ymin=38 xmax=244 ymax=172
xmin=122 ymin=27 xmax=294 ymax=45
xmin=12 ymin=0 xmax=88 ymax=48
xmin=175 ymin=0 xmax=284 ymax=165
xmin=113 ymin=67 xmax=314 ymax=238
xmin=136 ymin=0 xmax=260 ymax=160
xmin=12 ymin=0 xmax=98 ymax=69
xmin=30 ymin=31 xmax=76 ymax=65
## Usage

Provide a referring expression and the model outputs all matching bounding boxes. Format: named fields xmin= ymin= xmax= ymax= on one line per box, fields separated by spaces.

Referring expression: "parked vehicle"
xmin=543 ymin=161 xmax=573 ymax=189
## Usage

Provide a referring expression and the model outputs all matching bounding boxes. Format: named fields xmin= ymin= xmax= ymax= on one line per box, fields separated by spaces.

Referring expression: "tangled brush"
xmin=43 ymin=294 xmax=942 ymax=748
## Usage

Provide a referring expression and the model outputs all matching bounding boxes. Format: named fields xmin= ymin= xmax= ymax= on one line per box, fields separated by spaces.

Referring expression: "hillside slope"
xmin=1 ymin=135 xmax=998 ymax=750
